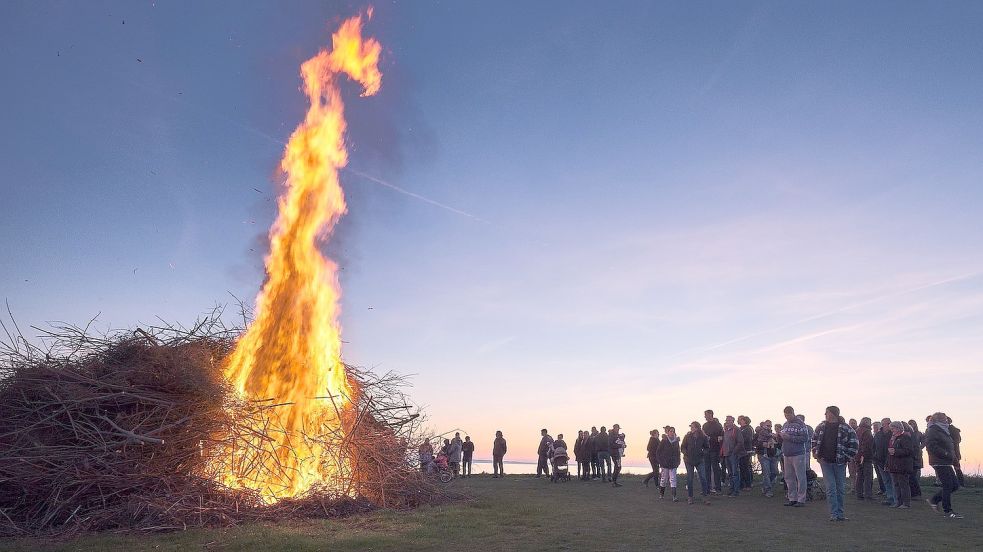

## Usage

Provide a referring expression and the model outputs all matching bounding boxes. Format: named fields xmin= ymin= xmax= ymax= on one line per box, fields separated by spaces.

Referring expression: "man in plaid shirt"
xmin=812 ymin=405 xmax=859 ymax=521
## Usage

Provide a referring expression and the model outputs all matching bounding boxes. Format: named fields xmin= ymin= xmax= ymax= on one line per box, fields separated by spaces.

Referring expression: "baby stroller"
xmin=551 ymin=446 xmax=571 ymax=482
xmin=433 ymin=453 xmax=453 ymax=483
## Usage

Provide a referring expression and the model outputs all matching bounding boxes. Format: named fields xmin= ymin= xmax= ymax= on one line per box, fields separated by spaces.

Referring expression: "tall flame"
xmin=221 ymin=14 xmax=381 ymax=501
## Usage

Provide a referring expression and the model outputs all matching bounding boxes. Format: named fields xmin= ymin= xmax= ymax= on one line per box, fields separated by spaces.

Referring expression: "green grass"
xmin=5 ymin=475 xmax=981 ymax=552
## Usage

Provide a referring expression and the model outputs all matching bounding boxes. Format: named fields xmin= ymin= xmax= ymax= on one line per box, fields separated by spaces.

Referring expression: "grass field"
xmin=6 ymin=474 xmax=981 ymax=552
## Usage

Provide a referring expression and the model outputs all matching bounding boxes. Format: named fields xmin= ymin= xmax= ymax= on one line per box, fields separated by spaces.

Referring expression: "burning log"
xmin=0 ymin=313 xmax=442 ymax=537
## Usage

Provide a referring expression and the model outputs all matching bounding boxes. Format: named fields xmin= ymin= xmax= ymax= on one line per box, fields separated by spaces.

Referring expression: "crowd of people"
xmin=418 ymin=408 xmax=967 ymax=521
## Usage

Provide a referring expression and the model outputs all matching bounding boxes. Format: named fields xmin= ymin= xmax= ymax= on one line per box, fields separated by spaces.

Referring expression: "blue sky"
xmin=1 ymin=1 xmax=982 ymax=465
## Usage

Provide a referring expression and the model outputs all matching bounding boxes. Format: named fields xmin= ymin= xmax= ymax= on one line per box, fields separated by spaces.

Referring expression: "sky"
xmin=1 ymin=1 xmax=981 ymax=469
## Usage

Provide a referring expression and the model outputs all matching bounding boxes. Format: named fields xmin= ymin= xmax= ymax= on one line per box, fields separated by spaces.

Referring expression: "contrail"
xmin=664 ymin=270 xmax=983 ymax=361
xmin=343 ymin=168 xmax=486 ymax=222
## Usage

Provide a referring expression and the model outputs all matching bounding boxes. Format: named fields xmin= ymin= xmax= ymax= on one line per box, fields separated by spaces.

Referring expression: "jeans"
xmin=643 ymin=457 xmax=660 ymax=485
xmin=739 ymin=455 xmax=753 ymax=489
xmin=758 ymin=454 xmax=779 ymax=493
xmin=611 ymin=455 xmax=623 ymax=482
xmin=537 ymin=454 xmax=550 ymax=477
xmin=462 ymin=458 xmax=472 ymax=476
xmin=879 ymin=467 xmax=896 ymax=505
xmin=819 ymin=461 xmax=847 ymax=519
xmin=891 ymin=472 xmax=912 ymax=506
xmin=784 ymin=453 xmax=808 ymax=503
xmin=873 ymin=462 xmax=887 ymax=493
xmin=591 ymin=454 xmax=599 ymax=477
xmin=931 ymin=465 xmax=959 ymax=513
xmin=705 ymin=452 xmax=722 ymax=491
xmin=726 ymin=455 xmax=741 ymax=495
xmin=492 ymin=455 xmax=504 ymax=476
xmin=685 ymin=461 xmax=709 ymax=498
xmin=856 ymin=460 xmax=873 ymax=498
xmin=597 ymin=451 xmax=611 ymax=481
xmin=909 ymin=469 xmax=922 ymax=497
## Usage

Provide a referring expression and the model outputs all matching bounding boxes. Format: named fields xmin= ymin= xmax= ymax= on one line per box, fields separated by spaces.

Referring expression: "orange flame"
xmin=220 ymin=14 xmax=381 ymax=502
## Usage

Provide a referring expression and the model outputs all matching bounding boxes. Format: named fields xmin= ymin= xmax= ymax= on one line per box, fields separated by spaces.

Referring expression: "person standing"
xmin=855 ymin=417 xmax=875 ymax=500
xmin=589 ymin=427 xmax=600 ymax=480
xmin=536 ymin=429 xmax=553 ymax=478
xmin=609 ymin=424 xmax=625 ymax=487
xmin=871 ymin=421 xmax=887 ymax=496
xmin=812 ymin=406 xmax=859 ymax=521
xmin=573 ymin=431 xmax=585 ymax=480
xmin=682 ymin=421 xmax=711 ymax=505
xmin=461 ymin=436 xmax=475 ymax=477
xmin=447 ymin=434 xmax=463 ymax=477
xmin=754 ymin=419 xmax=779 ymax=498
xmin=926 ymin=412 xmax=962 ymax=518
xmin=596 ymin=426 xmax=611 ymax=482
xmin=780 ymin=406 xmax=809 ymax=507
xmin=492 ymin=431 xmax=507 ymax=478
xmin=738 ymin=416 xmax=754 ymax=491
xmin=886 ymin=421 xmax=914 ymax=508
xmin=720 ymin=416 xmax=743 ymax=497
xmin=419 ymin=440 xmax=434 ymax=473
xmin=947 ymin=417 xmax=964 ymax=487
xmin=907 ymin=419 xmax=924 ymax=498
xmin=873 ymin=418 xmax=896 ymax=506
xmin=847 ymin=418 xmax=859 ymax=489
xmin=658 ymin=426 xmax=682 ymax=502
xmin=703 ymin=410 xmax=724 ymax=494
xmin=643 ymin=429 xmax=661 ymax=487
xmin=798 ymin=414 xmax=814 ymax=472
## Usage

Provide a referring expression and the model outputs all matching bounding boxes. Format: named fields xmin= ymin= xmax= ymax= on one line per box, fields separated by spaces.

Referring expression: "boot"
xmin=659 ymin=486 xmax=665 ymax=499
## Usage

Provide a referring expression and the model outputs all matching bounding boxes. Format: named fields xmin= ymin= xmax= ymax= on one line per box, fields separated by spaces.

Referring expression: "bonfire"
xmin=0 ymin=13 xmax=439 ymax=536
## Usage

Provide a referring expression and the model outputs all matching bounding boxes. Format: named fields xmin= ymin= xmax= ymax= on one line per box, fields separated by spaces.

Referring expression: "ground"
xmin=6 ymin=475 xmax=982 ymax=552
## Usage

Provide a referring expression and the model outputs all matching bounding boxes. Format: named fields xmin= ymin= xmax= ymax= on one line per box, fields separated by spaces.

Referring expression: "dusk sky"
xmin=2 ymin=2 xmax=981 ymax=469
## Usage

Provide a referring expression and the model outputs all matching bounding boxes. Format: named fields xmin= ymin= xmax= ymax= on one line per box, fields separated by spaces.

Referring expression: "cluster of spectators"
xmin=417 ymin=432 xmax=475 ymax=478
xmin=416 ymin=409 xmax=966 ymax=521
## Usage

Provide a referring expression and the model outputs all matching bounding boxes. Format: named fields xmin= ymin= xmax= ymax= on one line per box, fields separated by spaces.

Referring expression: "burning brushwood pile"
xmin=0 ymin=315 xmax=437 ymax=537
xmin=0 ymin=13 xmax=444 ymax=537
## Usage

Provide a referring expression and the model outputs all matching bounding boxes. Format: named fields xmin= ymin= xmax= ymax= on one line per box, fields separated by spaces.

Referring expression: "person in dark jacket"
xmin=855 ymin=417 xmax=875 ymax=500
xmin=720 ymin=416 xmax=744 ymax=497
xmin=926 ymin=412 xmax=962 ymax=518
xmin=738 ymin=416 xmax=754 ymax=490
xmin=682 ymin=421 xmax=711 ymax=504
xmin=536 ymin=429 xmax=553 ymax=478
xmin=461 ymin=436 xmax=475 ymax=478
xmin=873 ymin=418 xmax=896 ymax=506
xmin=947 ymin=417 xmax=964 ymax=486
xmin=811 ymin=406 xmax=859 ymax=522
xmin=907 ymin=419 xmax=924 ymax=498
xmin=754 ymin=420 xmax=779 ymax=497
xmin=595 ymin=427 xmax=611 ymax=482
xmin=589 ymin=427 xmax=600 ymax=480
xmin=642 ymin=429 xmax=661 ymax=487
xmin=657 ymin=426 xmax=682 ymax=502
xmin=573 ymin=430 xmax=584 ymax=480
xmin=492 ymin=431 xmax=507 ymax=478
xmin=703 ymin=410 xmax=724 ymax=493
xmin=886 ymin=422 xmax=914 ymax=508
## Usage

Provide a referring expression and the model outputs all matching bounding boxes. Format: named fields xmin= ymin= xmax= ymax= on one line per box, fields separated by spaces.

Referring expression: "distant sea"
xmin=466 ymin=460 xmax=654 ymax=475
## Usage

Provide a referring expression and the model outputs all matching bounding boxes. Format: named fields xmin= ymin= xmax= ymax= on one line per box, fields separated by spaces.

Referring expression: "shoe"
xmin=687 ymin=497 xmax=694 ymax=504
xmin=672 ymin=497 xmax=679 ymax=503
xmin=704 ymin=499 xmax=711 ymax=505
xmin=898 ymin=505 xmax=910 ymax=509
xmin=836 ymin=517 xmax=849 ymax=521
xmin=927 ymin=499 xmax=938 ymax=512
xmin=881 ymin=501 xmax=893 ymax=506
xmin=946 ymin=512 xmax=963 ymax=519
xmin=612 ymin=482 xmax=622 ymax=488
xmin=792 ymin=502 xmax=805 ymax=507
xmin=784 ymin=500 xmax=796 ymax=506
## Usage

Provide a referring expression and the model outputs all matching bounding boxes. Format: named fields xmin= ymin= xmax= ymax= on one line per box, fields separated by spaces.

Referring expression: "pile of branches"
xmin=0 ymin=311 xmax=442 ymax=537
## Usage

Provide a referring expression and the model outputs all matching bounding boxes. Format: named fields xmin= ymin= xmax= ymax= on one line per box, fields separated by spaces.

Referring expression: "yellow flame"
xmin=220 ymin=14 xmax=381 ymax=502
